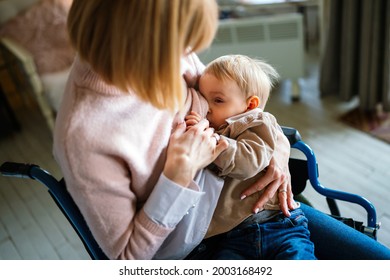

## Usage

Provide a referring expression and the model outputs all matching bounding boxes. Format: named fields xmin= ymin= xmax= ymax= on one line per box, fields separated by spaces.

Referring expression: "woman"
xmin=53 ymin=0 xmax=390 ymax=260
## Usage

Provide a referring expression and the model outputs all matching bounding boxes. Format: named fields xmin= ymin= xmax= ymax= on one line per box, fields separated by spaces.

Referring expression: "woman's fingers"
xmin=189 ymin=118 xmax=210 ymax=133
xmin=240 ymin=165 xmax=275 ymax=199
xmin=279 ymin=171 xmax=298 ymax=211
xmin=277 ymin=182 xmax=291 ymax=217
xmin=240 ymin=158 xmax=297 ymax=216
xmin=287 ymin=182 xmax=299 ymax=210
xmin=171 ymin=121 xmax=186 ymax=138
xmin=249 ymin=177 xmax=278 ymax=213
xmin=213 ymin=138 xmax=229 ymax=159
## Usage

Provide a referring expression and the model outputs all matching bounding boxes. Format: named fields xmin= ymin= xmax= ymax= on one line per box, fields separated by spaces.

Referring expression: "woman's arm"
xmin=240 ymin=128 xmax=298 ymax=217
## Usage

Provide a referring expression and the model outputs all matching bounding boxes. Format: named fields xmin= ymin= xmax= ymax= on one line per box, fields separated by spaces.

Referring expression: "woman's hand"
xmin=164 ymin=120 xmax=228 ymax=187
xmin=241 ymin=158 xmax=297 ymax=216
xmin=240 ymin=131 xmax=298 ymax=217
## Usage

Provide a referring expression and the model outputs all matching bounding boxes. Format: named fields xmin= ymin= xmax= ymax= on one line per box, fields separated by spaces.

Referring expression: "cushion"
xmin=0 ymin=0 xmax=39 ymax=24
xmin=0 ymin=0 xmax=75 ymax=75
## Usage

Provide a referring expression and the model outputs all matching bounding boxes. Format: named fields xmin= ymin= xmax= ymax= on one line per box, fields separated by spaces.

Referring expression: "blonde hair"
xmin=203 ymin=55 xmax=279 ymax=108
xmin=67 ymin=0 xmax=218 ymax=111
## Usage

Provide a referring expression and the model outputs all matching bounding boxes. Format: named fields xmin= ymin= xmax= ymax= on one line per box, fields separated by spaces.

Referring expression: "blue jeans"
xmin=186 ymin=203 xmax=390 ymax=260
xmin=187 ymin=208 xmax=316 ymax=260
xmin=300 ymin=203 xmax=390 ymax=259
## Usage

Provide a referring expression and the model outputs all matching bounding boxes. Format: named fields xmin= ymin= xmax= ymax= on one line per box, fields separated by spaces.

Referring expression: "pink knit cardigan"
xmin=53 ymin=53 xmax=208 ymax=259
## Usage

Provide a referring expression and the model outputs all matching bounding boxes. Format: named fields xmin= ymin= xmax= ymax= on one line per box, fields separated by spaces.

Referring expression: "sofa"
xmin=0 ymin=0 xmax=74 ymax=131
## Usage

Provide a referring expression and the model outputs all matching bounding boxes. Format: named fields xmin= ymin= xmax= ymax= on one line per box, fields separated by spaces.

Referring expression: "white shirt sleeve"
xmin=143 ymin=173 xmax=204 ymax=228
xmin=152 ymin=169 xmax=224 ymax=260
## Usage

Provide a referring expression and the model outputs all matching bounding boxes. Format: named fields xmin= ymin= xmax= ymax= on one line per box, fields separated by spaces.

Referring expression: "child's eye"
xmin=214 ymin=98 xmax=224 ymax=104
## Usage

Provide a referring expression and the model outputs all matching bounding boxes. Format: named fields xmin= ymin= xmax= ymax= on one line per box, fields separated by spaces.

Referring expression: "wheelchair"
xmin=0 ymin=127 xmax=380 ymax=260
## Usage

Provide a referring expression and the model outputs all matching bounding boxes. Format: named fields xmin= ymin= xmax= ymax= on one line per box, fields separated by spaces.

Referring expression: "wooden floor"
xmin=0 ymin=104 xmax=90 ymax=259
xmin=0 ymin=48 xmax=389 ymax=259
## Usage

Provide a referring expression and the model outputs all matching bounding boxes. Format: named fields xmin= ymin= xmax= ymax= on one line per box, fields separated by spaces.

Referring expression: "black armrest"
xmin=281 ymin=126 xmax=302 ymax=146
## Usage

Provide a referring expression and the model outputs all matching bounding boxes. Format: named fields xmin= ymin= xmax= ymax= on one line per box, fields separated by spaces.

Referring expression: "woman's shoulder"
xmin=69 ymin=56 xmax=124 ymax=97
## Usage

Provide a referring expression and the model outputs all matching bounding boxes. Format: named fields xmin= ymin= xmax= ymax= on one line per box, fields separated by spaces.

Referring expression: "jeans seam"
xmin=256 ymin=223 xmax=262 ymax=259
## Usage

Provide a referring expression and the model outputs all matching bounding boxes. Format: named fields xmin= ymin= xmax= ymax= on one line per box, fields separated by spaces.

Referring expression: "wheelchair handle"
xmin=0 ymin=162 xmax=37 ymax=179
xmin=1 ymin=162 xmax=64 ymax=194
xmin=281 ymin=126 xmax=302 ymax=146
xmin=292 ymin=141 xmax=377 ymax=228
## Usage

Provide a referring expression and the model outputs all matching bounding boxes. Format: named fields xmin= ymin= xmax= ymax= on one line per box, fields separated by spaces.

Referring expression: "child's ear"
xmin=246 ymin=96 xmax=260 ymax=110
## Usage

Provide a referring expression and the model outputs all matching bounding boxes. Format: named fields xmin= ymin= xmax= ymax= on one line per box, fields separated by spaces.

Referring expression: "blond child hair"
xmin=67 ymin=0 xmax=218 ymax=111
xmin=203 ymin=54 xmax=279 ymax=110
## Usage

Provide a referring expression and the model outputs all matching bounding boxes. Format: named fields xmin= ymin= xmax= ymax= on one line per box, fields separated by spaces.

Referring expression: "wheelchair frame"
xmin=0 ymin=127 xmax=380 ymax=260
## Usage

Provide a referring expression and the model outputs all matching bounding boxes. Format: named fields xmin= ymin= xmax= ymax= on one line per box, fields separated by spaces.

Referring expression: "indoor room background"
xmin=0 ymin=0 xmax=389 ymax=259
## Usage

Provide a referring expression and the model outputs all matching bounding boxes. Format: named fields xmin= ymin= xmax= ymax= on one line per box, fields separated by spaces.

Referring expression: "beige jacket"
xmin=206 ymin=109 xmax=283 ymax=238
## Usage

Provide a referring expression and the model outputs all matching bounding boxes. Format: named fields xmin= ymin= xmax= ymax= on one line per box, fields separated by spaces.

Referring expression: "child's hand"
xmin=185 ymin=111 xmax=203 ymax=130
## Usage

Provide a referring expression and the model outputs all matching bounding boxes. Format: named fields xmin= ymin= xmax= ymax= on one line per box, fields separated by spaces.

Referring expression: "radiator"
xmin=197 ymin=13 xmax=305 ymax=99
